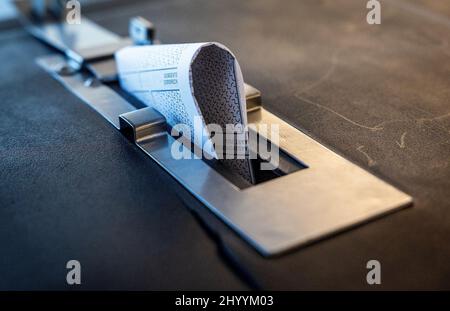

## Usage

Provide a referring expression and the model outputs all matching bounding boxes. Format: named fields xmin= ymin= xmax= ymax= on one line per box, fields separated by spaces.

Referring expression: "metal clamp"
xmin=119 ymin=107 xmax=167 ymax=143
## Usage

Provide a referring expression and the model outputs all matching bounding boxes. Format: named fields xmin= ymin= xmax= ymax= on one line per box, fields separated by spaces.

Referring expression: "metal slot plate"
xmin=37 ymin=55 xmax=412 ymax=257
xmin=24 ymin=17 xmax=132 ymax=63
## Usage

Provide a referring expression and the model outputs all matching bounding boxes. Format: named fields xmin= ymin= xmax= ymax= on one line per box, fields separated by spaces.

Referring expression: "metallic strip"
xmin=37 ymin=55 xmax=135 ymax=129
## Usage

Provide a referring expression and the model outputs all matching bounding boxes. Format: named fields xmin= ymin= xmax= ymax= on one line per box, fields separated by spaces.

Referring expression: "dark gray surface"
xmin=1 ymin=0 xmax=450 ymax=290
xmin=0 ymin=25 xmax=247 ymax=290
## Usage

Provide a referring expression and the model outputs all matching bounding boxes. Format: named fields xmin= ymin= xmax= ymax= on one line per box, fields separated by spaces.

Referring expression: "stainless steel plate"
xmin=37 ymin=55 xmax=412 ymax=257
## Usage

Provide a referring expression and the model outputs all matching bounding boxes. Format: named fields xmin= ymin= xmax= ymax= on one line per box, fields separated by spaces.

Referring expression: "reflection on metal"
xmin=129 ymin=16 xmax=155 ymax=45
xmin=86 ymin=58 xmax=119 ymax=82
xmin=120 ymin=107 xmax=167 ymax=143
xmin=244 ymin=83 xmax=262 ymax=112
xmin=14 ymin=0 xmax=132 ymax=66
xmin=26 ymin=18 xmax=132 ymax=64
xmin=37 ymin=55 xmax=412 ymax=257
xmin=37 ymin=55 xmax=135 ymax=129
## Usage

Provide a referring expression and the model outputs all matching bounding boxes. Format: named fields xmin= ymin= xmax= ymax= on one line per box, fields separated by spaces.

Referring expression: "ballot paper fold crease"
xmin=115 ymin=42 xmax=255 ymax=183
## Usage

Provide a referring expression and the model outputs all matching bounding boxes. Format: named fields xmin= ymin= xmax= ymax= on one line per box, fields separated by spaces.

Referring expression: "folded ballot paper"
xmin=115 ymin=43 xmax=255 ymax=184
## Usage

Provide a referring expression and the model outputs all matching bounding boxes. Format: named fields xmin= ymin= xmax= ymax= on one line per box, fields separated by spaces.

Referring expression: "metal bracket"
xmin=25 ymin=4 xmax=412 ymax=256
xmin=119 ymin=107 xmax=167 ymax=143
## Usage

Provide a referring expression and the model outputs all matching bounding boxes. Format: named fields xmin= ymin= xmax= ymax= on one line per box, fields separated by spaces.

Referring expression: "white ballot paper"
xmin=115 ymin=43 xmax=255 ymax=184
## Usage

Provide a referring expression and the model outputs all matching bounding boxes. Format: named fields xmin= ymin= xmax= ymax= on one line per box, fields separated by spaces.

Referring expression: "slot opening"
xmin=170 ymin=130 xmax=308 ymax=190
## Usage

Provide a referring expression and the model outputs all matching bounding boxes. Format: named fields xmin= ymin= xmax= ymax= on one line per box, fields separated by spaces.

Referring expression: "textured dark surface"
xmin=191 ymin=44 xmax=254 ymax=183
xmin=1 ymin=0 xmax=450 ymax=290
